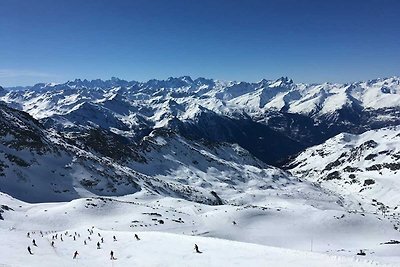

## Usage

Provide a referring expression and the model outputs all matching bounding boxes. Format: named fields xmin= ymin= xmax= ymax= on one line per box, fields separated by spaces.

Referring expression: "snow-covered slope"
xmin=0 ymin=103 xmax=300 ymax=206
xmin=288 ymin=126 xmax=400 ymax=232
xmin=1 ymin=229 xmax=390 ymax=267
xmin=1 ymin=191 xmax=400 ymax=266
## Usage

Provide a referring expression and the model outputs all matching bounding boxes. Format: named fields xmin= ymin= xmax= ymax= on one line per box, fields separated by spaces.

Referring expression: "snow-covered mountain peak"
xmin=269 ymin=76 xmax=294 ymax=88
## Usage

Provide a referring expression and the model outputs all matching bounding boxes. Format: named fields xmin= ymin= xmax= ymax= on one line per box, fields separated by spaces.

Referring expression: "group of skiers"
xmin=26 ymin=228 xmax=203 ymax=260
xmin=25 ymin=228 xmax=146 ymax=260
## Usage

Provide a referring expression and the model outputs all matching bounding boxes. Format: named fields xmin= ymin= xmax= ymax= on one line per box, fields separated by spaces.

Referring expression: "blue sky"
xmin=1 ymin=0 xmax=399 ymax=86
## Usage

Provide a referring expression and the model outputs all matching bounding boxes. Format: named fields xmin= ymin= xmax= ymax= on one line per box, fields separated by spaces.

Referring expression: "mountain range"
xmin=2 ymin=76 xmax=400 ymax=165
xmin=1 ymin=76 xmax=400 ymax=266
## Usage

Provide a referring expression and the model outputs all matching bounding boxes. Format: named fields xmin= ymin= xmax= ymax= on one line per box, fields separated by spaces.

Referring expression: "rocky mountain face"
xmin=2 ymin=76 xmax=400 ymax=165
xmin=0 ymin=103 xmax=297 ymax=204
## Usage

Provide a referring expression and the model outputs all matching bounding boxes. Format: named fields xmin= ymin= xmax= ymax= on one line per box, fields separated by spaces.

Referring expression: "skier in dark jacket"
xmin=357 ymin=249 xmax=366 ymax=256
xmin=97 ymin=242 xmax=101 ymax=249
xmin=113 ymin=235 xmax=117 ymax=241
xmin=73 ymin=251 xmax=79 ymax=259
xmin=32 ymin=239 xmax=37 ymax=247
xmin=134 ymin=234 xmax=140 ymax=240
xmin=27 ymin=246 xmax=33 ymax=255
xmin=194 ymin=244 xmax=202 ymax=253
xmin=110 ymin=250 xmax=116 ymax=260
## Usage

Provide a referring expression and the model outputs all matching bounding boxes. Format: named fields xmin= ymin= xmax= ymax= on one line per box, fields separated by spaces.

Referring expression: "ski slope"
xmin=0 ymin=229 xmax=392 ymax=267
xmin=1 ymin=192 xmax=400 ymax=266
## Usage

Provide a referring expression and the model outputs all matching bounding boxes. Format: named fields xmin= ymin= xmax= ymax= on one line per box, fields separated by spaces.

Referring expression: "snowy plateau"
xmin=0 ymin=76 xmax=400 ymax=266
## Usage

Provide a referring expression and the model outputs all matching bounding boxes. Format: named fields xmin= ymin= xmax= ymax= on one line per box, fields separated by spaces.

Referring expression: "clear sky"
xmin=1 ymin=0 xmax=399 ymax=86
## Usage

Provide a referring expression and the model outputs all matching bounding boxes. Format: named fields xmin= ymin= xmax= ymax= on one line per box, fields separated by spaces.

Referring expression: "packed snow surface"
xmin=1 ymin=191 xmax=400 ymax=266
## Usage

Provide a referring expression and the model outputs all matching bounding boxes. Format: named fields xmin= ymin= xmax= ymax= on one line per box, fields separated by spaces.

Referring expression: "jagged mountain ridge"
xmin=2 ymin=76 xmax=400 ymax=164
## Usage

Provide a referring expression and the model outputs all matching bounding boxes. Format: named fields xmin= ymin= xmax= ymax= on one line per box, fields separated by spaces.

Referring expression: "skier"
xmin=27 ymin=246 xmax=33 ymax=255
xmin=51 ymin=241 xmax=55 ymax=247
xmin=194 ymin=244 xmax=202 ymax=253
xmin=32 ymin=239 xmax=37 ymax=247
xmin=134 ymin=234 xmax=140 ymax=241
xmin=60 ymin=236 xmax=63 ymax=242
xmin=110 ymin=250 xmax=116 ymax=260
xmin=97 ymin=242 xmax=101 ymax=249
xmin=101 ymin=237 xmax=104 ymax=243
xmin=98 ymin=233 xmax=101 ymax=237
xmin=27 ymin=232 xmax=30 ymax=238
xmin=357 ymin=249 xmax=366 ymax=256
xmin=73 ymin=236 xmax=76 ymax=241
xmin=113 ymin=236 xmax=117 ymax=242
xmin=88 ymin=236 xmax=91 ymax=241
xmin=84 ymin=240 xmax=87 ymax=245
xmin=73 ymin=251 xmax=79 ymax=259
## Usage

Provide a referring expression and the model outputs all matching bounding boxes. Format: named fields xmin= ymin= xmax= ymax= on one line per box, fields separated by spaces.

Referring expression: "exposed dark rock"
xmin=363 ymin=179 xmax=375 ymax=186
xmin=324 ymin=171 xmax=341 ymax=181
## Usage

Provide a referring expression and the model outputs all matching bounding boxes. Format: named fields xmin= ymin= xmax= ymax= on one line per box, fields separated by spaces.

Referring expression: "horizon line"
xmin=3 ymin=74 xmax=400 ymax=89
